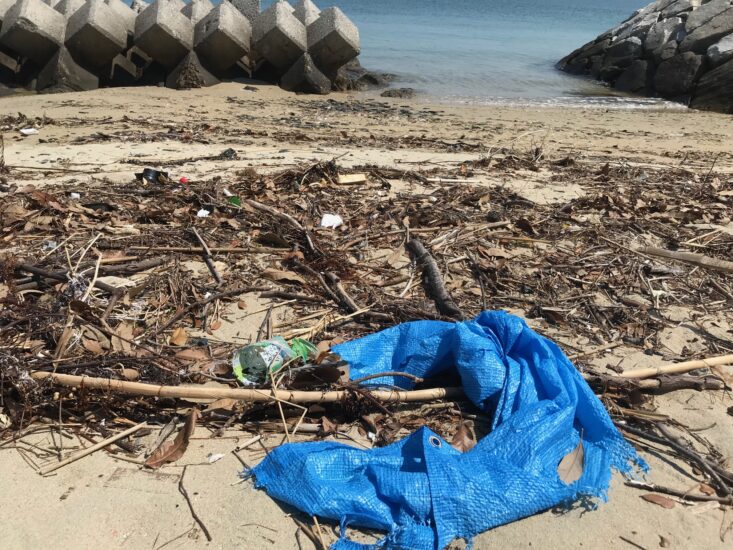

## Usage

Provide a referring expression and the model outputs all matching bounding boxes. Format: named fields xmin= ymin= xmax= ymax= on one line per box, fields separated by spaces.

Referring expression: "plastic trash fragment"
xmin=196 ymin=209 xmax=210 ymax=218
xmin=232 ymin=336 xmax=294 ymax=385
xmin=179 ymin=177 xmax=189 ymax=184
xmin=289 ymin=338 xmax=317 ymax=362
xmin=136 ymin=168 xmax=169 ymax=184
xmin=207 ymin=453 xmax=225 ymax=464
xmin=320 ymin=213 xmax=344 ymax=229
xmin=248 ymin=311 xmax=645 ymax=549
xmin=69 ymin=192 xmax=81 ymax=200
xmin=19 ymin=128 xmax=38 ymax=136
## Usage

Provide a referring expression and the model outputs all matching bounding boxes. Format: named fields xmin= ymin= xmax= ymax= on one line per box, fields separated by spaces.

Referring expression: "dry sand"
xmin=1 ymin=83 xmax=732 ymax=549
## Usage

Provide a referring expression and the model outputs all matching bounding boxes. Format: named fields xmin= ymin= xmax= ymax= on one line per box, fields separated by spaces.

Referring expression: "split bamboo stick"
xmin=31 ymin=372 xmax=462 ymax=403
xmin=620 ymin=354 xmax=733 ymax=379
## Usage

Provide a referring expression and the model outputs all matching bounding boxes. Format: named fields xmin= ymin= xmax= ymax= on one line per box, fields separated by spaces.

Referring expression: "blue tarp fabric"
xmin=249 ymin=311 xmax=644 ymax=549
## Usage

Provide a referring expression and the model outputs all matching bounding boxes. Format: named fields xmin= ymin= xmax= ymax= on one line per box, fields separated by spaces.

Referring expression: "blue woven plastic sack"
xmin=250 ymin=311 xmax=644 ymax=549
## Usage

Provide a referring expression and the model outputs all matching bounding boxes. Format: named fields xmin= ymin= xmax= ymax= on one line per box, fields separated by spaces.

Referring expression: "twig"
xmin=38 ymin=422 xmax=147 ymax=475
xmin=637 ymin=246 xmax=733 ymax=274
xmin=351 ymin=371 xmax=425 ymax=385
xmin=178 ymin=466 xmax=212 ymax=542
xmin=406 ymin=238 xmax=465 ymax=320
xmin=625 ymin=480 xmax=733 ymax=505
xmin=312 ymin=516 xmax=327 ymax=550
xmin=191 ymin=228 xmax=223 ymax=285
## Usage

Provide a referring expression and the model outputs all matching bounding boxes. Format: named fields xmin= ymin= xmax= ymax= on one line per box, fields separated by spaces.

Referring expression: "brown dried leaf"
xmin=262 ymin=269 xmax=305 ymax=285
xmin=206 ymin=398 xmax=239 ymax=413
xmin=210 ymin=319 xmax=222 ymax=331
xmin=558 ymin=440 xmax=585 ymax=484
xmin=144 ymin=408 xmax=199 ymax=469
xmin=321 ymin=416 xmax=339 ymax=435
xmin=450 ymin=421 xmax=476 ymax=453
xmin=641 ymin=493 xmax=676 ymax=509
xmin=237 ymin=300 xmax=247 ymax=310
xmin=111 ymin=322 xmax=135 ymax=352
xmin=175 ymin=348 xmax=209 ymax=362
xmin=82 ymin=337 xmax=103 ymax=355
xmin=699 ymin=483 xmax=716 ymax=496
xmin=170 ymin=327 xmax=188 ymax=346
xmin=121 ymin=368 xmax=139 ymax=381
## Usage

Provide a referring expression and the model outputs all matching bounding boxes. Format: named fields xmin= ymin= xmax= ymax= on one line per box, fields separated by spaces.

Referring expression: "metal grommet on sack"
xmin=429 ymin=436 xmax=442 ymax=448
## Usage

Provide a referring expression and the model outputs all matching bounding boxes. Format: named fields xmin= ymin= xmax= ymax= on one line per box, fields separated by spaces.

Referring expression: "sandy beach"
xmin=1 ymin=83 xmax=732 ymax=549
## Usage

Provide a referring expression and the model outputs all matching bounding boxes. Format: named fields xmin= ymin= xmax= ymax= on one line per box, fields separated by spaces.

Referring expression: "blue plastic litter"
xmin=249 ymin=311 xmax=645 ymax=549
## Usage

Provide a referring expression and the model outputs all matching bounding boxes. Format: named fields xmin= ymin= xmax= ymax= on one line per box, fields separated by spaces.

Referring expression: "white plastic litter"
xmin=70 ymin=192 xmax=81 ymax=200
xmin=197 ymin=209 xmax=210 ymax=218
xmin=20 ymin=128 xmax=39 ymax=136
xmin=320 ymin=214 xmax=344 ymax=229
xmin=207 ymin=453 xmax=225 ymax=464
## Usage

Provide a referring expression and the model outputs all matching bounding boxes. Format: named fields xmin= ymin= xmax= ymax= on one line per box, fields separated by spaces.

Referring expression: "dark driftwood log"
xmin=406 ymin=238 xmax=465 ymax=320
xmin=584 ymin=373 xmax=727 ymax=394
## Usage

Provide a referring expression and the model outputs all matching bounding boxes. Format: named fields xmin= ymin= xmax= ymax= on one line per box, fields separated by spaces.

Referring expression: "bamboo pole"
xmin=620 ymin=354 xmax=733 ymax=379
xmin=637 ymin=246 xmax=733 ymax=274
xmin=38 ymin=422 xmax=147 ymax=475
xmin=31 ymin=372 xmax=462 ymax=403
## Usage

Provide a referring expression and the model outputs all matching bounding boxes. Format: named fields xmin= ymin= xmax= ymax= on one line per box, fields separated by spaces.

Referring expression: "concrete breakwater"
xmin=0 ymin=0 xmax=360 ymax=94
xmin=558 ymin=0 xmax=733 ymax=113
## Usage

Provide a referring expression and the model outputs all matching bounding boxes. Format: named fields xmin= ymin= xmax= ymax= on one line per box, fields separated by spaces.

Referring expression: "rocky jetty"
xmin=0 ymin=0 xmax=361 ymax=94
xmin=558 ymin=0 xmax=733 ymax=113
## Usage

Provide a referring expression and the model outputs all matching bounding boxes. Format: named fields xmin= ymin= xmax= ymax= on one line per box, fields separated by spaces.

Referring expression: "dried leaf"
xmin=237 ymin=300 xmax=247 ymax=310
xmin=205 ymin=398 xmax=239 ymax=413
xmin=641 ymin=493 xmax=676 ymax=509
xmin=262 ymin=269 xmax=305 ymax=285
xmin=170 ymin=327 xmax=188 ymax=346
xmin=121 ymin=368 xmax=139 ymax=381
xmin=111 ymin=322 xmax=135 ymax=352
xmin=144 ymin=408 xmax=199 ymax=469
xmin=210 ymin=319 xmax=222 ymax=331
xmin=82 ymin=337 xmax=103 ymax=355
xmin=558 ymin=439 xmax=584 ymax=484
xmin=450 ymin=421 xmax=476 ymax=453
xmin=698 ymin=483 xmax=716 ymax=496
xmin=386 ymin=246 xmax=406 ymax=267
xmin=321 ymin=416 xmax=339 ymax=435
xmin=175 ymin=348 xmax=209 ymax=362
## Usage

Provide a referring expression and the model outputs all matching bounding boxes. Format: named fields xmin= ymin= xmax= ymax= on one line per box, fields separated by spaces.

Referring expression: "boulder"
xmin=690 ymin=56 xmax=733 ymax=111
xmin=307 ymin=7 xmax=360 ymax=76
xmin=605 ymin=36 xmax=643 ymax=65
xmin=680 ymin=7 xmax=733 ymax=53
xmin=685 ymin=0 xmax=730 ymax=32
xmin=615 ymin=59 xmax=650 ymax=92
xmin=644 ymin=17 xmax=684 ymax=55
xmin=707 ymin=33 xmax=733 ymax=66
xmin=654 ymin=51 xmax=704 ymax=96
xmin=661 ymin=0 xmax=701 ymax=18
xmin=252 ymin=0 xmax=306 ymax=72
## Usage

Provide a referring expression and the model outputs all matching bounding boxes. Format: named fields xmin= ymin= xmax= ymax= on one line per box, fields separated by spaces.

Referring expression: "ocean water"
xmin=260 ymin=0 xmax=679 ymax=107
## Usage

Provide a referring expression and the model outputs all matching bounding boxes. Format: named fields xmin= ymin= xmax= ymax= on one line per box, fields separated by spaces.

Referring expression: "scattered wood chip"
xmin=641 ymin=493 xmax=676 ymax=509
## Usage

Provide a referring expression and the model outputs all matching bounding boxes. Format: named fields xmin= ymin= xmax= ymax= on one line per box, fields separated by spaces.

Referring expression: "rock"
xmin=685 ymin=0 xmax=730 ymax=32
xmin=615 ymin=59 xmax=650 ymax=92
xmin=645 ymin=17 xmax=684 ymax=55
xmin=557 ymin=39 xmax=610 ymax=74
xmin=654 ymin=51 xmax=704 ymax=96
xmin=605 ymin=36 xmax=642 ymax=66
xmin=690 ymin=56 xmax=733 ymax=111
xmin=707 ymin=33 xmax=733 ymax=66
xmin=661 ymin=0 xmax=701 ymax=18
xmin=380 ymin=87 xmax=416 ymax=99
xmin=680 ymin=7 xmax=733 ymax=53
xmin=332 ymin=57 xmax=394 ymax=91
xmin=616 ymin=12 xmax=659 ymax=41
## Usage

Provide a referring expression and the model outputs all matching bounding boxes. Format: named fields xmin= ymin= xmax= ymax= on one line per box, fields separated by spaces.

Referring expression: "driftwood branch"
xmin=406 ymin=238 xmax=465 ymax=320
xmin=31 ymin=372 xmax=463 ymax=403
xmin=637 ymin=246 xmax=733 ymax=274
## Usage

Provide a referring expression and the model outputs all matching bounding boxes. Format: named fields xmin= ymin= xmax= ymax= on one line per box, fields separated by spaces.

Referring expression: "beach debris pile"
xmin=558 ymin=0 xmax=733 ymax=113
xmin=0 ymin=148 xmax=732 ymax=544
xmin=0 ymin=0 xmax=360 ymax=94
